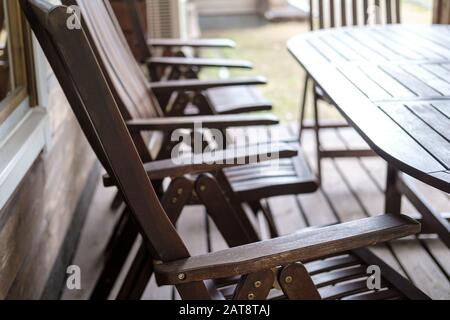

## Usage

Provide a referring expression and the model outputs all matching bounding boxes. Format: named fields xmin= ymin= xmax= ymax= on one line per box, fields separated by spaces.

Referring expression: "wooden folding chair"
xmin=62 ymin=0 xmax=319 ymax=298
xmin=111 ymin=0 xmax=239 ymax=65
xmin=433 ymin=0 xmax=450 ymax=24
xmin=22 ymin=0 xmax=429 ymax=300
xmin=104 ymin=0 xmax=273 ymax=116
xmin=67 ymin=0 xmax=319 ymax=214
xmin=299 ymin=0 xmax=401 ymax=182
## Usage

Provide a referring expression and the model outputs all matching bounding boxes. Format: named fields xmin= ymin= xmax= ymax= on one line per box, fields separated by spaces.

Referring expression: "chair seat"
xmin=224 ymin=145 xmax=318 ymax=201
xmin=206 ymin=85 xmax=272 ymax=114
xmin=215 ymin=249 xmax=422 ymax=300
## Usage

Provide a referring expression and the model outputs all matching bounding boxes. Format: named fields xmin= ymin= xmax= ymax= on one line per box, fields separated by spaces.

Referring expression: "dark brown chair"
xmin=433 ymin=0 xmax=450 ymax=24
xmin=299 ymin=0 xmax=401 ymax=182
xmin=22 ymin=0 xmax=429 ymax=301
xmin=109 ymin=0 xmax=236 ymax=62
xmin=106 ymin=0 xmax=273 ymax=116
xmin=68 ymin=0 xmax=318 ymax=213
xmin=63 ymin=0 xmax=318 ymax=299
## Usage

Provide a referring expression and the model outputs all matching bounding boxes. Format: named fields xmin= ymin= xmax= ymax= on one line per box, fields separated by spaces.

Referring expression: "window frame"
xmin=0 ymin=0 xmax=37 ymax=124
xmin=0 ymin=1 xmax=49 ymax=209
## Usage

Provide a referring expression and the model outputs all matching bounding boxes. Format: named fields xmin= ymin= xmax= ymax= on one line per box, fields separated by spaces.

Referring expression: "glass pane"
xmin=0 ymin=0 xmax=10 ymax=102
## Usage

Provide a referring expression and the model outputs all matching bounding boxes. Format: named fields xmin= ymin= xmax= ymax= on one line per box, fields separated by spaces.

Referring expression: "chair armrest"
xmin=148 ymin=38 xmax=236 ymax=48
xmin=147 ymin=57 xmax=253 ymax=69
xmin=154 ymin=214 xmax=420 ymax=285
xmin=126 ymin=114 xmax=278 ymax=132
xmin=103 ymin=142 xmax=298 ymax=186
xmin=149 ymin=77 xmax=267 ymax=94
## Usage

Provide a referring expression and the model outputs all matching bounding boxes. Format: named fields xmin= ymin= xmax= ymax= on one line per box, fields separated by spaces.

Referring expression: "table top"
xmin=288 ymin=25 xmax=450 ymax=193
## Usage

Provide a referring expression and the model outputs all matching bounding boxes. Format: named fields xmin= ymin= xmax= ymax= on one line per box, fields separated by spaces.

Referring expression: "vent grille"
xmin=147 ymin=0 xmax=181 ymax=38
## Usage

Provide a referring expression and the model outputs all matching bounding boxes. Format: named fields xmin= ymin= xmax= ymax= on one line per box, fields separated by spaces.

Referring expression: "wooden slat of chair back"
xmin=64 ymin=0 xmax=165 ymax=161
xmin=72 ymin=0 xmax=162 ymax=121
xmin=122 ymin=0 xmax=152 ymax=62
xmin=433 ymin=0 xmax=450 ymax=24
xmin=20 ymin=0 xmax=212 ymax=298
xmin=309 ymin=0 xmax=401 ymax=30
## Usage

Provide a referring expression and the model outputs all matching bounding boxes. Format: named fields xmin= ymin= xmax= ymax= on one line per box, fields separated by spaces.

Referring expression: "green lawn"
xmin=199 ymin=1 xmax=431 ymax=123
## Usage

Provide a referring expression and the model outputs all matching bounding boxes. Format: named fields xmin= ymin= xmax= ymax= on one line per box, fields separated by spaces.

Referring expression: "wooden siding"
xmin=0 ymin=73 xmax=96 ymax=299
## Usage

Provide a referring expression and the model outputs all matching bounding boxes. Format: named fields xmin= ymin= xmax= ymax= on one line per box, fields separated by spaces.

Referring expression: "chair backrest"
xmin=309 ymin=0 xmax=401 ymax=30
xmin=123 ymin=0 xmax=152 ymax=62
xmin=19 ymin=0 xmax=199 ymax=280
xmin=433 ymin=0 xmax=450 ymax=24
xmin=62 ymin=0 xmax=165 ymax=161
xmin=118 ymin=0 xmax=154 ymax=61
xmin=65 ymin=0 xmax=161 ymax=120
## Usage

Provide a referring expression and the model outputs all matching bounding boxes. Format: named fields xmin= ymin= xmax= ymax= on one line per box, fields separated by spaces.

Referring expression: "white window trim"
xmin=0 ymin=36 xmax=50 ymax=209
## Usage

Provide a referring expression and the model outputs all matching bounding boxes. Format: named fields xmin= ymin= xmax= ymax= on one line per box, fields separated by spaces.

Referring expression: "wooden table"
xmin=288 ymin=25 xmax=450 ymax=245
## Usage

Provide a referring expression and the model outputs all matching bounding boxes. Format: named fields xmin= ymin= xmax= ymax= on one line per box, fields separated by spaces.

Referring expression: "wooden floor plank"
xmin=332 ymin=157 xmax=407 ymax=277
xmin=422 ymin=238 xmax=450 ymax=277
xmin=66 ymin=124 xmax=449 ymax=300
xmin=268 ymin=195 xmax=307 ymax=235
xmin=335 ymin=127 xmax=450 ymax=299
xmin=62 ymin=178 xmax=123 ymax=300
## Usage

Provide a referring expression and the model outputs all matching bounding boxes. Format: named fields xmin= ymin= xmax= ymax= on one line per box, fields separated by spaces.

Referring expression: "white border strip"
xmin=0 ymin=107 xmax=49 ymax=208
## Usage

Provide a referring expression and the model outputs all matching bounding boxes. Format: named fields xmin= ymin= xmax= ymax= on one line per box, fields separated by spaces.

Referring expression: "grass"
xmin=198 ymin=1 xmax=431 ymax=123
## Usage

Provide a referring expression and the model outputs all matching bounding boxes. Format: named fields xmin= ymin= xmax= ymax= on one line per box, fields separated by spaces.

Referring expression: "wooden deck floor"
xmin=63 ymin=124 xmax=450 ymax=300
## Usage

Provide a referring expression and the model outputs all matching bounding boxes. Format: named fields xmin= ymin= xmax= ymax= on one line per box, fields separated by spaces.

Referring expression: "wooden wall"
xmin=0 ymin=73 xmax=97 ymax=299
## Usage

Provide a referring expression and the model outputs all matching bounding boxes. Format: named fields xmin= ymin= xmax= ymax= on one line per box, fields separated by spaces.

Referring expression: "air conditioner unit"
xmin=147 ymin=0 xmax=188 ymax=39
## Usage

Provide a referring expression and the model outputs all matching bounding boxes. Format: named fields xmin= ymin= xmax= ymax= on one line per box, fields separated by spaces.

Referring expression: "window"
xmin=0 ymin=0 xmax=36 ymax=124
xmin=0 ymin=0 xmax=48 ymax=208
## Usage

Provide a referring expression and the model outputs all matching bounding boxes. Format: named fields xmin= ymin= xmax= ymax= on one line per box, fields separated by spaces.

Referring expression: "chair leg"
xmin=196 ymin=173 xmax=261 ymax=247
xmin=116 ymin=242 xmax=153 ymax=300
xmin=110 ymin=190 xmax=123 ymax=211
xmin=95 ymin=178 xmax=194 ymax=300
xmin=384 ymin=164 xmax=402 ymax=214
xmin=252 ymin=200 xmax=279 ymax=238
xmin=299 ymin=76 xmax=310 ymax=143
xmin=313 ymin=90 xmax=322 ymax=184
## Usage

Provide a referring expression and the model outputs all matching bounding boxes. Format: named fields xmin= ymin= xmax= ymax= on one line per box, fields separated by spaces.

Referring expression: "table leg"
xmin=385 ymin=164 xmax=402 ymax=214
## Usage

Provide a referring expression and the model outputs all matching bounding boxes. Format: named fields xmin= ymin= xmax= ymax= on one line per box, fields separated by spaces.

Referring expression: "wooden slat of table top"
xmin=379 ymin=28 xmax=450 ymax=60
xmin=422 ymin=64 xmax=450 ymax=84
xmin=319 ymin=33 xmax=365 ymax=61
xmin=408 ymin=103 xmax=450 ymax=142
xmin=378 ymin=103 xmax=450 ymax=169
xmin=359 ymin=65 xmax=415 ymax=98
xmin=381 ymin=65 xmax=442 ymax=97
xmin=307 ymin=37 xmax=350 ymax=62
xmin=378 ymin=26 xmax=450 ymax=60
xmin=401 ymin=65 xmax=450 ymax=96
xmin=348 ymin=29 xmax=404 ymax=61
xmin=309 ymin=26 xmax=450 ymax=64
xmin=338 ymin=65 xmax=392 ymax=100
xmin=412 ymin=27 xmax=450 ymax=52
xmin=288 ymin=26 xmax=450 ymax=192
xmin=431 ymin=100 xmax=450 ymax=118
xmin=366 ymin=29 xmax=427 ymax=61
xmin=332 ymin=31 xmax=388 ymax=62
